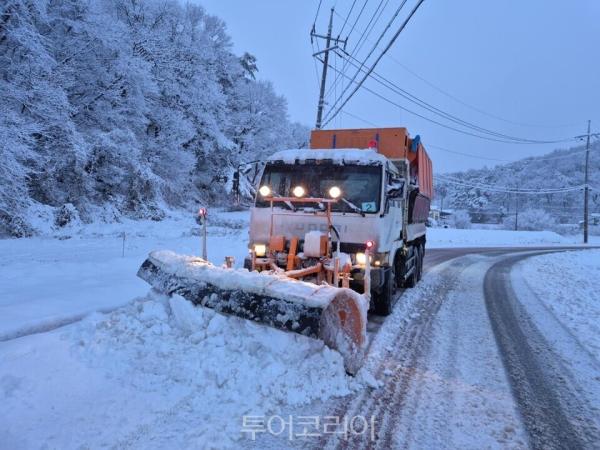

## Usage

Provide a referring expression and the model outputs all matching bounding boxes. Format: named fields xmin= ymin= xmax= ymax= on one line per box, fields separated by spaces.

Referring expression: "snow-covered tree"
xmin=0 ymin=0 xmax=309 ymax=236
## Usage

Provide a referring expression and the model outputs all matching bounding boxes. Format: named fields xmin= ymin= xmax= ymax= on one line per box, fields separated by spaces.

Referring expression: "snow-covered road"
xmin=314 ymin=248 xmax=600 ymax=449
xmin=1 ymin=214 xmax=599 ymax=449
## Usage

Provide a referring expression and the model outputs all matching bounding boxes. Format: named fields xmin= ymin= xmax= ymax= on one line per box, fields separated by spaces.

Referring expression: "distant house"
xmin=429 ymin=207 xmax=453 ymax=222
xmin=468 ymin=209 xmax=504 ymax=224
xmin=579 ymin=213 xmax=600 ymax=227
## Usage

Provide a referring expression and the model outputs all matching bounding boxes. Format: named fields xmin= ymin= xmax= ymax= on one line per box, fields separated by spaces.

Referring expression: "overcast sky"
xmin=199 ymin=0 xmax=600 ymax=173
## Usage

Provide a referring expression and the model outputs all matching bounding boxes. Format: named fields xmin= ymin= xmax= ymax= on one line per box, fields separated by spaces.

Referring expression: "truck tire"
xmin=404 ymin=247 xmax=417 ymax=289
xmin=416 ymin=244 xmax=425 ymax=282
xmin=419 ymin=242 xmax=425 ymax=281
xmin=374 ymin=265 xmax=395 ymax=316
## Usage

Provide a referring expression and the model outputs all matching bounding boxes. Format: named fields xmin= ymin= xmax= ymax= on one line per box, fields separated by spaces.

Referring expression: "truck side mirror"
xmin=386 ymin=181 xmax=404 ymax=199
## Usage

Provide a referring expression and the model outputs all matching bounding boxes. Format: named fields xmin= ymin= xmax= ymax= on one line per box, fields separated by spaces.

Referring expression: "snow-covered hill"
xmin=435 ymin=143 xmax=600 ymax=228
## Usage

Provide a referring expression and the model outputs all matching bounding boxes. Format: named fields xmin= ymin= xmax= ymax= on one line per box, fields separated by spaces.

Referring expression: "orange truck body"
xmin=309 ymin=127 xmax=433 ymax=199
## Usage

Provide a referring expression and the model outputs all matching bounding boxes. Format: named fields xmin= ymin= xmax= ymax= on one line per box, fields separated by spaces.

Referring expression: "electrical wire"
xmin=436 ymin=175 xmax=585 ymax=194
xmin=313 ymin=0 xmax=323 ymax=29
xmin=327 ymin=0 xmax=390 ymax=102
xmin=321 ymin=59 xmax=573 ymax=143
xmin=334 ymin=50 xmax=575 ymax=144
xmin=372 ymin=49 xmax=581 ymax=129
xmin=323 ymin=0 xmax=412 ymax=124
xmin=337 ymin=0 xmax=358 ymax=37
xmin=340 ymin=109 xmax=379 ymax=127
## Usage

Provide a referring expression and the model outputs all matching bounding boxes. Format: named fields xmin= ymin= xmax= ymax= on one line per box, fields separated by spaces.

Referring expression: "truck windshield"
xmin=256 ymin=162 xmax=382 ymax=213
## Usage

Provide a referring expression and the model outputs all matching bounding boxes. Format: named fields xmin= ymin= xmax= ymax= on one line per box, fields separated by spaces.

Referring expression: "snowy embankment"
xmin=426 ymin=227 xmax=570 ymax=248
xmin=515 ymin=249 xmax=600 ymax=360
xmin=0 ymin=292 xmax=364 ymax=449
xmin=0 ymin=210 xmax=250 ymax=340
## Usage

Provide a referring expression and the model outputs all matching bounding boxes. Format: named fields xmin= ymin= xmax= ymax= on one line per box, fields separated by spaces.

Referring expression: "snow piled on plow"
xmin=0 ymin=291 xmax=366 ymax=449
xmin=149 ymin=249 xmax=345 ymax=309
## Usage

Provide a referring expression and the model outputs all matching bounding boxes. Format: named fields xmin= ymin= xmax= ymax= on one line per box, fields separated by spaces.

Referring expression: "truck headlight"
xmin=254 ymin=244 xmax=266 ymax=257
xmin=355 ymin=252 xmax=366 ymax=265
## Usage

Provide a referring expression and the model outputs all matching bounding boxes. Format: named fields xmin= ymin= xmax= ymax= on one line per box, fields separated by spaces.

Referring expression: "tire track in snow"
xmin=484 ymin=251 xmax=600 ymax=449
xmin=319 ymin=256 xmax=473 ymax=450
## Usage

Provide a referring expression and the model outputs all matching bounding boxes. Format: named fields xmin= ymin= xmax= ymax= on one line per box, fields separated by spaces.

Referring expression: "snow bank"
xmin=0 ymin=292 xmax=364 ymax=448
xmin=0 ymin=210 xmax=250 ymax=339
xmin=517 ymin=249 xmax=600 ymax=359
xmin=427 ymin=227 xmax=569 ymax=248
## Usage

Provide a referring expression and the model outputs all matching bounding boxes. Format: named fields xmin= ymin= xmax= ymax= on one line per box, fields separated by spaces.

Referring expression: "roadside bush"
xmin=449 ymin=210 xmax=472 ymax=229
xmin=508 ymin=208 xmax=556 ymax=231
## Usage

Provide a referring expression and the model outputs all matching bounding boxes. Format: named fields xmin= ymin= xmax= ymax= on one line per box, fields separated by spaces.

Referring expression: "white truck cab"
xmin=245 ymin=137 xmax=431 ymax=315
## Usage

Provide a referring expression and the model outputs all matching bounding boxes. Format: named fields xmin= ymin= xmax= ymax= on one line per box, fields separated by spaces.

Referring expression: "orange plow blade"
xmin=137 ymin=251 xmax=368 ymax=374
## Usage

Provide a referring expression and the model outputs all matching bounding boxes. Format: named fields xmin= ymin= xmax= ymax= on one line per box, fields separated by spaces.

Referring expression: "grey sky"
xmin=200 ymin=0 xmax=600 ymax=173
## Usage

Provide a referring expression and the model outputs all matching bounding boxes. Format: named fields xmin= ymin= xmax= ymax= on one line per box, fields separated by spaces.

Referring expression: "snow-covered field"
xmin=516 ymin=249 xmax=600 ymax=360
xmin=427 ymin=227 xmax=572 ymax=247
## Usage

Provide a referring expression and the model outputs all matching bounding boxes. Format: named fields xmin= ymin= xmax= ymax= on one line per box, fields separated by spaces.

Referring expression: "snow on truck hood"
xmin=268 ymin=148 xmax=388 ymax=165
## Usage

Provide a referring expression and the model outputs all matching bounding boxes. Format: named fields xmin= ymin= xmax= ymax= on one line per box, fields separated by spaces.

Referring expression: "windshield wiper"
xmin=340 ymin=197 xmax=365 ymax=217
xmin=270 ymin=190 xmax=296 ymax=211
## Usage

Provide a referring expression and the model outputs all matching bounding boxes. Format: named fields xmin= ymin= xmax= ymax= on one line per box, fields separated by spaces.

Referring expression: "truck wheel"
xmin=415 ymin=245 xmax=423 ymax=281
xmin=417 ymin=244 xmax=425 ymax=281
xmin=374 ymin=265 xmax=395 ymax=316
xmin=404 ymin=247 xmax=417 ymax=289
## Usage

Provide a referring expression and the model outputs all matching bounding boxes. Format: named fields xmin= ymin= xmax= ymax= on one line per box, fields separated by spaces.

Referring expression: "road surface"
xmin=319 ymin=246 xmax=600 ymax=450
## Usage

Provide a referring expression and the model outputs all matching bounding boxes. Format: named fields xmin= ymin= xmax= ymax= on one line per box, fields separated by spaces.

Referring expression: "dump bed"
xmin=310 ymin=128 xmax=433 ymax=199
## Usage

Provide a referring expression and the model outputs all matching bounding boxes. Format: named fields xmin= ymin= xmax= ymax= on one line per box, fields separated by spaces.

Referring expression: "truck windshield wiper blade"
xmin=341 ymin=198 xmax=365 ymax=217
xmin=270 ymin=190 xmax=296 ymax=211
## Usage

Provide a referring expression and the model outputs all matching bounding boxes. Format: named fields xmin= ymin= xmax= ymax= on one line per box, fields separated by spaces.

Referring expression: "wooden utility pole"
xmin=514 ymin=184 xmax=519 ymax=231
xmin=312 ymin=8 xmax=345 ymax=129
xmin=584 ymin=120 xmax=591 ymax=244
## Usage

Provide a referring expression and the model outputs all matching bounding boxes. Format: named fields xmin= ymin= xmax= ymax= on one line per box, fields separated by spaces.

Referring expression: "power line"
xmin=428 ymin=144 xmax=511 ymax=162
xmin=337 ymin=0 xmax=358 ymax=37
xmin=323 ymin=0 xmax=425 ymax=127
xmin=312 ymin=0 xmax=323 ymax=29
xmin=376 ymin=52 xmax=581 ymax=129
xmin=323 ymin=0 xmax=413 ymax=125
xmin=327 ymin=0 xmax=390 ymax=102
xmin=436 ymin=175 xmax=585 ymax=194
xmin=334 ymin=50 xmax=575 ymax=144
xmin=340 ymin=109 xmax=379 ymax=127
xmin=321 ymin=60 xmax=576 ymax=144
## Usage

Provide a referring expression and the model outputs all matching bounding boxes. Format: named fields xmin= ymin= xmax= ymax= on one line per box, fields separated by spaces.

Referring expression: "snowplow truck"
xmin=138 ymin=127 xmax=432 ymax=375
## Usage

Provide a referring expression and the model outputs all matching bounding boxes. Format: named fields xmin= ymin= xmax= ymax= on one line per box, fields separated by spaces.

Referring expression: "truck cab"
xmin=245 ymin=128 xmax=432 ymax=315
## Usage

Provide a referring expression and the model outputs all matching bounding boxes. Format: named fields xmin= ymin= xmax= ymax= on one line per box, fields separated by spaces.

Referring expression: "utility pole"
xmin=514 ymin=184 xmax=519 ymax=231
xmin=312 ymin=8 xmax=346 ymax=129
xmin=584 ymin=120 xmax=591 ymax=244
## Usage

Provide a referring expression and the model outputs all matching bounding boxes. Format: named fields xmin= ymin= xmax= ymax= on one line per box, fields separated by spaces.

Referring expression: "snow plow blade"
xmin=137 ymin=250 xmax=368 ymax=374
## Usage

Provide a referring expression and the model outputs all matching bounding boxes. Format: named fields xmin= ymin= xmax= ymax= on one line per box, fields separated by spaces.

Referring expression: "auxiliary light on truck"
xmin=292 ymin=186 xmax=305 ymax=198
xmin=259 ymin=185 xmax=271 ymax=197
xmin=328 ymin=186 xmax=342 ymax=199
xmin=253 ymin=244 xmax=266 ymax=257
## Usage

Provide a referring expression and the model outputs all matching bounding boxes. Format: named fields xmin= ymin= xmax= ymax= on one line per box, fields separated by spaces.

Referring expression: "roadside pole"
xmin=312 ymin=8 xmax=346 ymax=129
xmin=584 ymin=120 xmax=591 ymax=244
xmin=198 ymin=207 xmax=207 ymax=260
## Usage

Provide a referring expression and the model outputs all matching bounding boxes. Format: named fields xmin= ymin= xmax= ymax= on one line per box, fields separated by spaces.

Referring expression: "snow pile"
xmin=62 ymin=293 xmax=359 ymax=447
xmin=518 ymin=250 xmax=600 ymax=359
xmin=427 ymin=227 xmax=569 ymax=247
